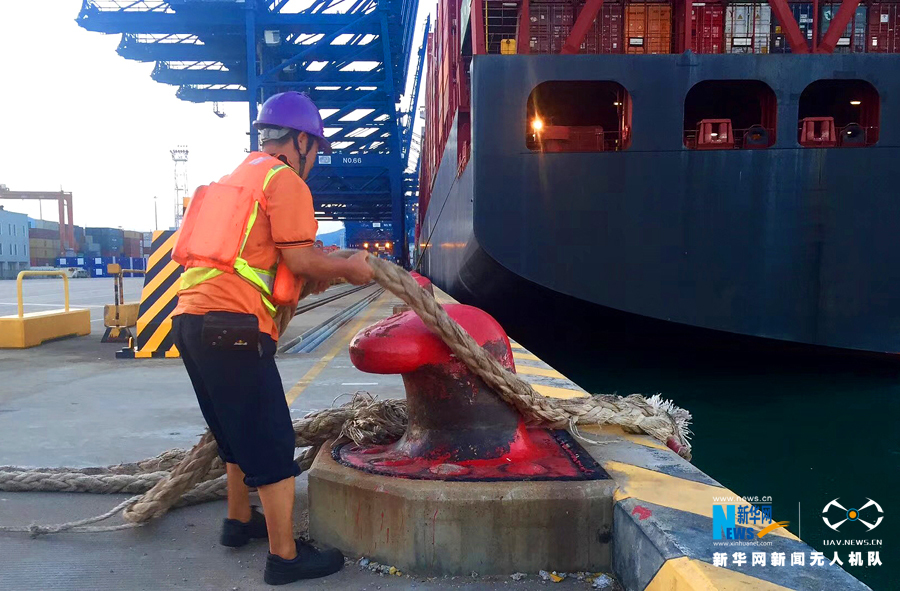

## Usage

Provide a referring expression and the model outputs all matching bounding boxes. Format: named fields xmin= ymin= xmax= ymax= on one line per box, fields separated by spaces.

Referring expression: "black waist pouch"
xmin=201 ymin=312 xmax=260 ymax=351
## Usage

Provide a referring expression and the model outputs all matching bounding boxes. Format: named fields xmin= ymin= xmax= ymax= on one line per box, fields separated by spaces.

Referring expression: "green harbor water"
xmin=531 ymin=341 xmax=899 ymax=591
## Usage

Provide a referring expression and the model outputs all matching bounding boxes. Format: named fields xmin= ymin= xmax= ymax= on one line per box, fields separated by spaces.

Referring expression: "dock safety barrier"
xmin=0 ymin=271 xmax=91 ymax=349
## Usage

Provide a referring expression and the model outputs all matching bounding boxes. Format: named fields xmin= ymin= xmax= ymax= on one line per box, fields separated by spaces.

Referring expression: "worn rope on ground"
xmin=0 ymin=254 xmax=690 ymax=536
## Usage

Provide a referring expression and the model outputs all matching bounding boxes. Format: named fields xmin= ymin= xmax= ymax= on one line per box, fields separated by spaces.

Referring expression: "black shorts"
xmin=173 ymin=313 xmax=301 ymax=487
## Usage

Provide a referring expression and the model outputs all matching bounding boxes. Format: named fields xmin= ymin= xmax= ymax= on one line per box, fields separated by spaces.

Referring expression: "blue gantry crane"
xmin=77 ymin=0 xmax=425 ymax=267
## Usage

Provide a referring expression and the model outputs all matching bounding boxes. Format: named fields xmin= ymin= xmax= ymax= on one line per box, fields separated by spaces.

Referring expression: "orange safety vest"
xmin=172 ymin=152 xmax=304 ymax=315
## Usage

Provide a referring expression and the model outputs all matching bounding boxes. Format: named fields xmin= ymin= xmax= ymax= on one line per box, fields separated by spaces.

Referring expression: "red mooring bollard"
xmin=408 ymin=271 xmax=434 ymax=295
xmin=340 ymin=304 xmax=603 ymax=481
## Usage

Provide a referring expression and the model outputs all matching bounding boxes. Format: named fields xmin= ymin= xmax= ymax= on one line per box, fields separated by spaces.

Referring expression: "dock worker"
xmin=170 ymin=91 xmax=374 ymax=585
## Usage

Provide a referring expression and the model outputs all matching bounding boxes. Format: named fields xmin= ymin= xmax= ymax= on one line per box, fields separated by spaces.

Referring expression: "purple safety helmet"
xmin=253 ymin=92 xmax=331 ymax=154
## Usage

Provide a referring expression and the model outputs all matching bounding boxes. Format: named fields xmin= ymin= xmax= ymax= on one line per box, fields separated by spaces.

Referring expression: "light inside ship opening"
xmin=798 ymin=79 xmax=879 ymax=147
xmin=683 ymin=80 xmax=777 ymax=150
xmin=526 ymin=81 xmax=632 ymax=152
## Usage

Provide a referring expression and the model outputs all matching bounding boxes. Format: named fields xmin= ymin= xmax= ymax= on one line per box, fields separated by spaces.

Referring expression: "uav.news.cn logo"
xmin=819 ymin=497 xmax=884 ymax=567
xmin=822 ymin=498 xmax=884 ymax=533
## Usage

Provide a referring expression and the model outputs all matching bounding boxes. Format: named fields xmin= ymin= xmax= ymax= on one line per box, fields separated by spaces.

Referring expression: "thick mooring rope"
xmin=363 ymin=255 xmax=692 ymax=457
xmin=0 ymin=254 xmax=690 ymax=536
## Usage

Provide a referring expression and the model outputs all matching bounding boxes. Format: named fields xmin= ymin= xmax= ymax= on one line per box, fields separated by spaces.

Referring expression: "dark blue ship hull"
xmin=420 ymin=53 xmax=900 ymax=355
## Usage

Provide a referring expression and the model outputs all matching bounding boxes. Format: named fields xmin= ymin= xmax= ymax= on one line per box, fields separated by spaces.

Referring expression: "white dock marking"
xmin=341 ymin=382 xmax=379 ymax=386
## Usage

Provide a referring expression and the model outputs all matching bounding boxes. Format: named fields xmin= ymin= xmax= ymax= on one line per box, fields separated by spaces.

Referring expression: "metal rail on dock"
xmin=292 ymin=283 xmax=373 ymax=317
xmin=279 ymin=286 xmax=384 ymax=354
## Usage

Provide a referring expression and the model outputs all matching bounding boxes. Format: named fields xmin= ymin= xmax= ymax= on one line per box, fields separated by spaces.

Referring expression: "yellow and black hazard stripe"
xmin=509 ymin=340 xmax=589 ymax=400
xmin=116 ymin=230 xmax=182 ymax=359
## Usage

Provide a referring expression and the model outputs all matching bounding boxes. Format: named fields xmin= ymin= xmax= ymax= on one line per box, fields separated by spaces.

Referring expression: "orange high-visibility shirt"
xmin=174 ymin=161 xmax=318 ymax=340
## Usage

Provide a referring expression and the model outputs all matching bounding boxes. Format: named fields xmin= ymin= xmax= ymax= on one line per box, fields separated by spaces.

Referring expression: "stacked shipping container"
xmin=85 ymin=227 xmax=125 ymax=258
xmin=529 ymin=0 xmax=670 ymax=55
xmin=29 ymin=227 xmax=60 ymax=266
xmin=24 ymin=218 xmax=150 ymax=269
xmin=821 ymin=3 xmax=868 ymax=52
xmin=512 ymin=0 xmax=896 ymax=59
xmin=771 ymin=3 xmax=815 ymax=53
xmin=724 ymin=4 xmax=772 ymax=53
xmin=869 ymin=3 xmax=900 ymax=52
xmin=123 ymin=230 xmax=143 ymax=257
xmin=488 ymin=0 xmax=899 ymax=59
xmin=530 ymin=4 xmax=575 ymax=53
xmin=692 ymin=3 xmax=725 ymax=53
xmin=28 ymin=219 xmax=96 ymax=263
xmin=580 ymin=3 xmax=625 ymax=53
xmin=28 ymin=220 xmax=60 ymax=266
xmin=74 ymin=225 xmax=85 ymax=252
xmin=625 ymin=3 xmax=673 ymax=53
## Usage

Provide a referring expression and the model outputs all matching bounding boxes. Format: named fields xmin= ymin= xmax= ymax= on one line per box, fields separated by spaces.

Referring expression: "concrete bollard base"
xmin=308 ymin=440 xmax=616 ymax=576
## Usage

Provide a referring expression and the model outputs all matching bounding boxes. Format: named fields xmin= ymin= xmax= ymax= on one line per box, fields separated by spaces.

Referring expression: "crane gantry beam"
xmin=77 ymin=0 xmax=423 ymax=267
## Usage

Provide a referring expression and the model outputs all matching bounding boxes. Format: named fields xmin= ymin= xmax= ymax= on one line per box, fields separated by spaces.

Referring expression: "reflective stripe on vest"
xmin=179 ymin=162 xmax=291 ymax=316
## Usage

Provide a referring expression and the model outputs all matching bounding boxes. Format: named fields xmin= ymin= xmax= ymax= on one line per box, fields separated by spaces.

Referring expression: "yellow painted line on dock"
xmin=515 ymin=365 xmax=567 ymax=379
xmin=512 ymin=351 xmax=540 ymax=361
xmin=531 ymin=383 xmax=589 ymax=399
xmin=607 ymin=461 xmax=799 ymax=541
xmin=285 ymin=293 xmax=385 ymax=405
xmin=646 ymin=557 xmax=794 ymax=591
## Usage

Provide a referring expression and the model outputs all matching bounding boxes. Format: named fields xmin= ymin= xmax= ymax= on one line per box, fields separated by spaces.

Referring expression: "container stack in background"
xmin=84 ymin=232 xmax=100 ymax=256
xmin=73 ymin=226 xmax=86 ymax=253
xmin=26 ymin=218 xmax=148 ymax=277
xmin=721 ymin=3 xmax=771 ymax=54
xmin=123 ymin=231 xmax=143 ymax=258
xmin=626 ymin=1 xmax=672 ymax=53
xmin=522 ymin=0 xmax=671 ymax=55
xmin=474 ymin=0 xmax=898 ymax=58
xmin=864 ymin=2 xmax=896 ymax=52
xmin=85 ymin=227 xmax=124 ymax=257
xmin=28 ymin=237 xmax=59 ymax=268
xmin=580 ymin=3 xmax=625 ymax=53
xmin=529 ymin=3 xmax=576 ymax=53
xmin=692 ymin=0 xmax=890 ymax=54
xmin=28 ymin=219 xmax=61 ymax=268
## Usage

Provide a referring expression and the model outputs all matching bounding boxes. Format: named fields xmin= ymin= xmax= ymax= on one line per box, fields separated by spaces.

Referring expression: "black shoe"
xmin=220 ymin=506 xmax=268 ymax=548
xmin=263 ymin=539 xmax=344 ymax=585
